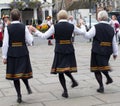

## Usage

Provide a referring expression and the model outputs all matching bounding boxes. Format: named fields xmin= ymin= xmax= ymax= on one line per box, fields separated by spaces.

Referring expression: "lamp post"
xmin=89 ymin=0 xmax=92 ymax=29
xmin=60 ymin=0 xmax=64 ymax=10
xmin=89 ymin=0 xmax=92 ymax=42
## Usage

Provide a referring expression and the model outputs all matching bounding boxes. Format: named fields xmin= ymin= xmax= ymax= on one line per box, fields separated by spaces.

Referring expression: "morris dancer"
xmin=84 ymin=10 xmax=118 ymax=93
xmin=29 ymin=10 xmax=86 ymax=98
xmin=2 ymin=9 xmax=33 ymax=103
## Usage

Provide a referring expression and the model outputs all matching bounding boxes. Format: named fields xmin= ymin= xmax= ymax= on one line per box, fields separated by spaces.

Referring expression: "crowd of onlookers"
xmin=67 ymin=14 xmax=120 ymax=44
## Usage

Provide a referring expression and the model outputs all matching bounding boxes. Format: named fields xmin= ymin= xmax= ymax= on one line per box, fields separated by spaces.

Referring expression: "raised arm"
xmin=25 ymin=26 xmax=33 ymax=46
xmin=74 ymin=25 xmax=86 ymax=35
xmin=29 ymin=25 xmax=55 ymax=39
xmin=84 ymin=26 xmax=96 ymax=39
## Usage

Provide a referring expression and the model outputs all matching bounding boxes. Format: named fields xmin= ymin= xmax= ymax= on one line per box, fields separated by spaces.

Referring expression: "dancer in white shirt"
xmin=84 ymin=10 xmax=118 ymax=93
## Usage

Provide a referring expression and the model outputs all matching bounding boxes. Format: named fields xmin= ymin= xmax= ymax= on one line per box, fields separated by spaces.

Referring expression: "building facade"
xmin=0 ymin=0 xmax=43 ymax=25
xmin=1 ymin=0 xmax=120 ymax=24
xmin=0 ymin=0 xmax=12 ymax=19
xmin=41 ymin=0 xmax=53 ymax=23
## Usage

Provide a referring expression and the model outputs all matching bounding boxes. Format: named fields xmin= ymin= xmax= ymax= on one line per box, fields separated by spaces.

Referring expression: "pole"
xmin=89 ymin=0 xmax=92 ymax=29
xmin=60 ymin=0 xmax=64 ymax=10
xmin=89 ymin=0 xmax=92 ymax=42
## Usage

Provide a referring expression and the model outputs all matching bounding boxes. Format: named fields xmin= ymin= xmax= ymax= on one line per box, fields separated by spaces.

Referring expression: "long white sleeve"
xmin=35 ymin=25 xmax=54 ymax=39
xmin=2 ymin=25 xmax=34 ymax=59
xmin=25 ymin=26 xmax=33 ymax=46
xmin=112 ymin=35 xmax=118 ymax=55
xmin=2 ymin=27 xmax=9 ymax=59
xmin=84 ymin=26 xmax=96 ymax=39
xmin=74 ymin=25 xmax=86 ymax=35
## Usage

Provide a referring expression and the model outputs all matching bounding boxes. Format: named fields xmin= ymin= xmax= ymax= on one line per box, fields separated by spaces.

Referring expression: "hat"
xmin=2 ymin=15 xmax=9 ymax=19
xmin=46 ymin=16 xmax=52 ymax=19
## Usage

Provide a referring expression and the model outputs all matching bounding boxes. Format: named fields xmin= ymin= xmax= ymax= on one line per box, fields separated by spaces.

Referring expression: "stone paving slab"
xmin=0 ymin=36 xmax=120 ymax=106
xmin=0 ymin=92 xmax=56 ymax=106
xmin=98 ymin=103 xmax=120 ymax=106
xmin=43 ymin=96 xmax=104 ymax=106
xmin=94 ymin=92 xmax=120 ymax=104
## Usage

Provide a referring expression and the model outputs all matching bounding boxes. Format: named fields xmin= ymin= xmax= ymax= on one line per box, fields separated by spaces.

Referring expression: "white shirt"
xmin=34 ymin=19 xmax=86 ymax=39
xmin=2 ymin=21 xmax=33 ymax=59
xmin=47 ymin=20 xmax=52 ymax=26
xmin=109 ymin=19 xmax=119 ymax=32
xmin=68 ymin=19 xmax=76 ymax=25
xmin=85 ymin=21 xmax=118 ymax=56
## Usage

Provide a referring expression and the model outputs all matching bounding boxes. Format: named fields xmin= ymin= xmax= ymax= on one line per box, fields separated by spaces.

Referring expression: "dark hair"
xmin=10 ymin=9 xmax=20 ymax=21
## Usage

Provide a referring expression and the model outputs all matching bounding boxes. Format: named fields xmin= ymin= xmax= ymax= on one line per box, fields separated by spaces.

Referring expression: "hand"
xmin=113 ymin=55 xmax=117 ymax=60
xmin=7 ymin=20 xmax=11 ymax=26
xmin=28 ymin=25 xmax=36 ymax=32
xmin=79 ymin=19 xmax=85 ymax=25
xmin=3 ymin=58 xmax=7 ymax=64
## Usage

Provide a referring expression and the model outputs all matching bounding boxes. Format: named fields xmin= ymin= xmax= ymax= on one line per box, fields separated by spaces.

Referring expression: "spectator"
xmin=0 ymin=19 xmax=3 ymax=47
xmin=109 ymin=15 xmax=119 ymax=37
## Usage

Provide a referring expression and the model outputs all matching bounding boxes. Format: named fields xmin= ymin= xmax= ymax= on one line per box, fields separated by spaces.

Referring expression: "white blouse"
xmin=84 ymin=21 xmax=118 ymax=56
xmin=2 ymin=21 xmax=33 ymax=59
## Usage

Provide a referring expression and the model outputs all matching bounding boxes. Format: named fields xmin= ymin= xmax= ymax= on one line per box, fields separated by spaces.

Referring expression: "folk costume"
xmin=34 ymin=19 xmax=86 ymax=98
xmin=85 ymin=21 xmax=118 ymax=93
xmin=2 ymin=21 xmax=33 ymax=103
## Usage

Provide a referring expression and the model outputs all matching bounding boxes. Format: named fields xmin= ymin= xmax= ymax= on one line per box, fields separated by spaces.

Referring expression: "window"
xmin=22 ymin=0 xmax=30 ymax=2
xmin=14 ymin=0 xmax=20 ymax=1
xmin=45 ymin=10 xmax=49 ymax=19
xmin=14 ymin=0 xmax=30 ymax=2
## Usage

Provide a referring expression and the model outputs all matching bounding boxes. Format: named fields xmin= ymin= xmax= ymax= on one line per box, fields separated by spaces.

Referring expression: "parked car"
xmin=84 ymin=17 xmax=98 ymax=30
xmin=107 ymin=17 xmax=111 ymax=22
xmin=108 ymin=11 xmax=120 ymax=18
xmin=108 ymin=11 xmax=120 ymax=23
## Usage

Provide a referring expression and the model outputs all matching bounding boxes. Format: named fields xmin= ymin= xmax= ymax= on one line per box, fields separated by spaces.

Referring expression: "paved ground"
xmin=0 ymin=36 xmax=120 ymax=106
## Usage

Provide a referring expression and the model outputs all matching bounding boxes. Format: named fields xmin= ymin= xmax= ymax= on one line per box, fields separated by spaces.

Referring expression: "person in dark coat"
xmin=2 ymin=9 xmax=33 ymax=103
xmin=29 ymin=10 xmax=86 ymax=98
xmin=84 ymin=10 xmax=118 ymax=93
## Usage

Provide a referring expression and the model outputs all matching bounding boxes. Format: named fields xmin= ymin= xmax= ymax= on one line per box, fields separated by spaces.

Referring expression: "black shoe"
xmin=27 ymin=87 xmax=32 ymax=94
xmin=71 ymin=81 xmax=78 ymax=88
xmin=106 ymin=78 xmax=113 ymax=85
xmin=17 ymin=95 xmax=22 ymax=103
xmin=62 ymin=92 xmax=68 ymax=98
xmin=97 ymin=87 xmax=104 ymax=93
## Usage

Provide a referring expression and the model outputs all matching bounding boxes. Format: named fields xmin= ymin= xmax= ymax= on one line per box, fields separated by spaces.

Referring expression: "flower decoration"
xmin=36 ymin=23 xmax=49 ymax=32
